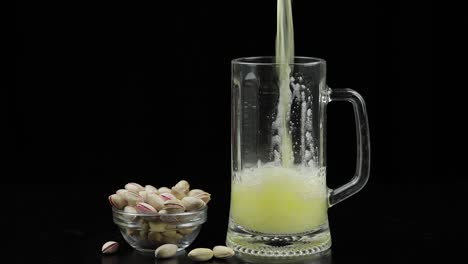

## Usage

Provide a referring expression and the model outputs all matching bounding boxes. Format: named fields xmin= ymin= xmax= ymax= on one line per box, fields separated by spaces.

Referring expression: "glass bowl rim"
xmin=112 ymin=206 xmax=207 ymax=217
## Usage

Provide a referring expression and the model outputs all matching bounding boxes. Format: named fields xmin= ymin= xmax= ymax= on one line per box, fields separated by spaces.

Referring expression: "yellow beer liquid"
xmin=231 ymin=166 xmax=328 ymax=234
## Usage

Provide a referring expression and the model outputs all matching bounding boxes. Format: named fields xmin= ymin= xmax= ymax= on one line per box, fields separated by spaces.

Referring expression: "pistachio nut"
xmin=122 ymin=191 xmax=144 ymax=206
xmin=181 ymin=196 xmax=205 ymax=211
xmin=162 ymin=230 xmax=177 ymax=237
xmin=125 ymin=182 xmax=144 ymax=193
xmin=122 ymin=206 xmax=138 ymax=220
xmin=160 ymin=236 xmax=177 ymax=244
xmin=116 ymin=189 xmax=127 ymax=195
xmin=187 ymin=189 xmax=204 ymax=197
xmin=155 ymin=244 xmax=178 ymax=259
xmin=145 ymin=193 xmax=165 ymax=211
xmin=149 ymin=222 xmax=167 ymax=232
xmin=174 ymin=180 xmax=190 ymax=193
xmin=139 ymin=229 xmax=149 ymax=238
xmin=158 ymin=187 xmax=172 ymax=194
xmin=171 ymin=187 xmax=187 ymax=200
xmin=163 ymin=231 xmax=183 ymax=243
xmin=108 ymin=194 xmax=127 ymax=209
xmin=188 ymin=189 xmax=211 ymax=204
xmin=160 ymin=214 xmax=181 ymax=222
xmin=136 ymin=218 xmax=150 ymax=230
xmin=101 ymin=241 xmax=119 ymax=254
xmin=135 ymin=202 xmax=157 ymax=213
xmin=145 ymin=184 xmax=158 ymax=193
xmin=123 ymin=205 xmax=137 ymax=213
xmin=213 ymin=246 xmax=235 ymax=259
xmin=195 ymin=193 xmax=211 ymax=204
xmin=177 ymin=227 xmax=195 ymax=235
xmin=138 ymin=190 xmax=148 ymax=200
xmin=163 ymin=199 xmax=185 ymax=213
xmin=188 ymin=248 xmax=214 ymax=262
xmin=125 ymin=227 xmax=139 ymax=237
xmin=160 ymin=210 xmax=188 ymax=222
xmin=160 ymin=193 xmax=177 ymax=201
xmin=148 ymin=231 xmax=163 ymax=242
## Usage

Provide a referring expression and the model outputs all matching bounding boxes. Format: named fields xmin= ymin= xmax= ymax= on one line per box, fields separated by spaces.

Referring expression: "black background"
xmin=12 ymin=0 xmax=459 ymax=263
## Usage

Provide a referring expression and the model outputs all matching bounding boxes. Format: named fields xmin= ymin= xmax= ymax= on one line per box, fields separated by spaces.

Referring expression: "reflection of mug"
xmin=235 ymin=249 xmax=332 ymax=264
xmin=227 ymin=57 xmax=370 ymax=257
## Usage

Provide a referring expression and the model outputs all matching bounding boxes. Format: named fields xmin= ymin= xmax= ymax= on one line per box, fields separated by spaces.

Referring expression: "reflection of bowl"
xmin=112 ymin=206 xmax=207 ymax=252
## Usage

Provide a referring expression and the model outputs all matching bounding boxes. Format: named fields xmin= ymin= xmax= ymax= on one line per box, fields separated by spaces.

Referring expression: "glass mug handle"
xmin=327 ymin=87 xmax=371 ymax=207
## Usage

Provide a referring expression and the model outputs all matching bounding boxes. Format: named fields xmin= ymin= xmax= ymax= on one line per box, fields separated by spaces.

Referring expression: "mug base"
xmin=226 ymin=221 xmax=331 ymax=258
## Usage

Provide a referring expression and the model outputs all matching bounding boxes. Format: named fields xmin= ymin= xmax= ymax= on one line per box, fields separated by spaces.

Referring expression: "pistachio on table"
xmin=213 ymin=246 xmax=235 ymax=258
xmin=188 ymin=248 xmax=214 ymax=262
xmin=155 ymin=244 xmax=178 ymax=259
xmin=102 ymin=241 xmax=119 ymax=254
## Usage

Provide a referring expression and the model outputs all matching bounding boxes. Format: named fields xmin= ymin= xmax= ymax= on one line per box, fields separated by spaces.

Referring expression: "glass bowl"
xmin=112 ymin=206 xmax=207 ymax=252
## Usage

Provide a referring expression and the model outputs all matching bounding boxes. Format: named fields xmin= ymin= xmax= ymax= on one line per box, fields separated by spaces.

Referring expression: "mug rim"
xmin=232 ymin=56 xmax=326 ymax=66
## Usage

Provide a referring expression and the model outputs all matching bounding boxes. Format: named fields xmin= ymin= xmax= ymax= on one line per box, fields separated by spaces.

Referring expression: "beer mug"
xmin=227 ymin=57 xmax=370 ymax=258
